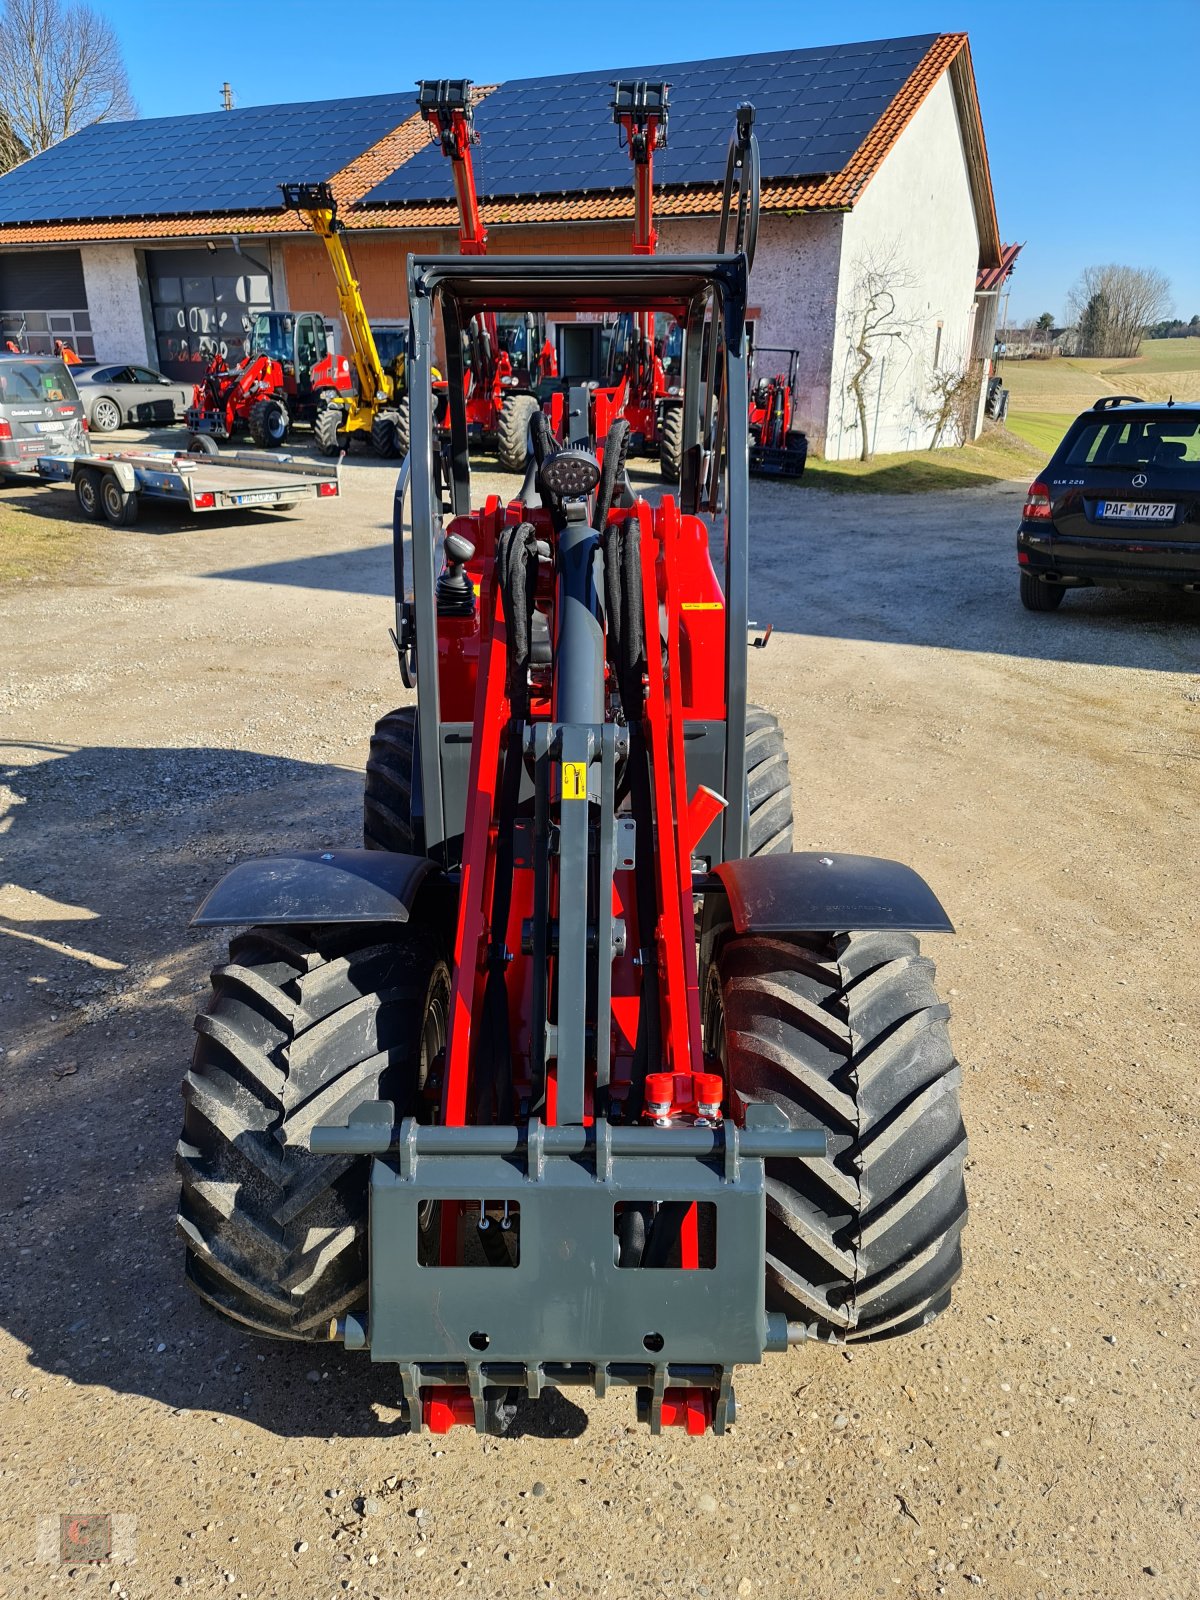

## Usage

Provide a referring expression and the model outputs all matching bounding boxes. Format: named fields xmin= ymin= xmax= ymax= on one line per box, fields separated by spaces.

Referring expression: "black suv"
xmin=1017 ymin=397 xmax=1200 ymax=610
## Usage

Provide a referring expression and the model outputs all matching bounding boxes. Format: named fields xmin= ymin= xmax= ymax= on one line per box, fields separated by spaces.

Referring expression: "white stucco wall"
xmin=659 ymin=211 xmax=844 ymax=451
xmin=80 ymin=244 xmax=153 ymax=364
xmin=825 ymin=73 xmax=982 ymax=460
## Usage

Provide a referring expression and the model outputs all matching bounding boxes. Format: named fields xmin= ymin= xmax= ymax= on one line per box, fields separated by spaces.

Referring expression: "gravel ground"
xmin=1 ymin=431 xmax=1198 ymax=1600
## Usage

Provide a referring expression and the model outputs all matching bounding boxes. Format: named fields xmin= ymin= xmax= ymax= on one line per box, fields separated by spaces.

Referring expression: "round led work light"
xmin=540 ymin=448 xmax=601 ymax=500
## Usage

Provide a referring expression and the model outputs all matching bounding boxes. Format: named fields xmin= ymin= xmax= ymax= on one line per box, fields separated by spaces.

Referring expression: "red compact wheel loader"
xmin=587 ymin=81 xmax=687 ymax=482
xmin=418 ymin=80 xmax=557 ymax=471
xmin=185 ymin=311 xmax=351 ymax=451
xmin=185 ymin=350 xmax=287 ymax=451
xmin=748 ymin=346 xmax=808 ymax=477
xmin=177 ymin=112 xmax=967 ymax=1437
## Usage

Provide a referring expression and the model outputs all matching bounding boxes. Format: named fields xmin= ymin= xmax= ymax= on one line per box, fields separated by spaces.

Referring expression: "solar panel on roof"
xmin=364 ymin=34 xmax=936 ymax=206
xmin=0 ymin=91 xmax=414 ymax=226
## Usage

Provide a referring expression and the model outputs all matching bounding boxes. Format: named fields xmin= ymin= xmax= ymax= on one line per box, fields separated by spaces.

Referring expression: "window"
xmin=0 ymin=309 xmax=94 ymax=360
xmin=0 ymin=358 xmax=79 ymax=403
xmin=1066 ymin=416 xmax=1200 ymax=469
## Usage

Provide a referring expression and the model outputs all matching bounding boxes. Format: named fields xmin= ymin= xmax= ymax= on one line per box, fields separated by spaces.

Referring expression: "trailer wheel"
xmin=496 ymin=394 xmax=538 ymax=473
xmin=100 ymin=474 xmax=138 ymax=526
xmin=702 ymin=929 xmax=966 ymax=1342
xmin=249 ymin=398 xmax=289 ymax=449
xmin=75 ymin=469 xmax=102 ymax=521
xmin=188 ymin=434 xmax=219 ymax=457
xmin=659 ymin=403 xmax=684 ymax=483
xmin=315 ymin=404 xmax=346 ymax=458
xmin=177 ymin=924 xmax=447 ymax=1339
xmin=1019 ymin=571 xmax=1065 ymax=612
xmin=370 ymin=410 xmax=403 ymax=458
xmin=363 ymin=706 xmax=425 ymax=856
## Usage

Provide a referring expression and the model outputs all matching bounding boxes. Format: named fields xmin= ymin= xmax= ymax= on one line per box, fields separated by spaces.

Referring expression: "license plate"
xmin=1099 ymin=500 xmax=1174 ymax=521
xmin=36 ymin=420 xmax=65 ymax=433
xmin=232 ymin=491 xmax=280 ymax=506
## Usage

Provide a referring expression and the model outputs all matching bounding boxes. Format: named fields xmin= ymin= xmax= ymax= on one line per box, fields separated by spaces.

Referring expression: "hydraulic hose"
xmin=475 ymin=521 xmax=542 ymax=1122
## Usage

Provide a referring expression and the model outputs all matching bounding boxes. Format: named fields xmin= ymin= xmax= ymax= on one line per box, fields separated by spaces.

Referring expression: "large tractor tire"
xmin=393 ymin=396 xmax=411 ymax=462
xmin=314 ymin=404 xmax=347 ymax=458
xmin=659 ymin=403 xmax=684 ymax=484
xmin=248 ymin=397 xmax=289 ymax=449
xmin=177 ymin=924 xmax=447 ymax=1339
xmin=371 ymin=409 xmax=403 ymax=458
xmin=745 ymin=706 xmax=793 ymax=855
xmin=363 ymin=706 xmax=423 ymax=855
xmin=362 ymin=703 xmax=788 ymax=860
xmin=703 ymin=929 xmax=966 ymax=1342
xmin=496 ymin=393 xmax=539 ymax=473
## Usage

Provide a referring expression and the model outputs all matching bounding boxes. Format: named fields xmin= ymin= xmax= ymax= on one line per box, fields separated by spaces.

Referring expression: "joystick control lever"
xmin=437 ymin=531 xmax=477 ymax=617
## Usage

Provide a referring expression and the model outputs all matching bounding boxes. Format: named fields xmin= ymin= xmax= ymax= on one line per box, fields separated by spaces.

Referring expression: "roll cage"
xmin=400 ymin=251 xmax=752 ymax=861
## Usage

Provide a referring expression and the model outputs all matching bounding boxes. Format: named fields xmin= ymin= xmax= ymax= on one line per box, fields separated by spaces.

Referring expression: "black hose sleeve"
xmin=595 ymin=417 xmax=631 ymax=534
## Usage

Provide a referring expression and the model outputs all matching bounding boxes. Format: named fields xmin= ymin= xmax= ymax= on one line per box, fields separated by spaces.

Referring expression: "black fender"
xmin=190 ymin=848 xmax=437 ymax=927
xmin=710 ymin=852 xmax=953 ymax=935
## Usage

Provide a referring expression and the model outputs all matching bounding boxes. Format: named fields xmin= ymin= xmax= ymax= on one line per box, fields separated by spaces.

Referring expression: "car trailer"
xmin=35 ymin=446 xmax=341 ymax=526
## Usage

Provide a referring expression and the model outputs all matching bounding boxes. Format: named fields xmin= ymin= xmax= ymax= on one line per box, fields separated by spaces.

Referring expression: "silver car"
xmin=75 ymin=363 xmax=193 ymax=432
xmin=0 ymin=356 xmax=88 ymax=477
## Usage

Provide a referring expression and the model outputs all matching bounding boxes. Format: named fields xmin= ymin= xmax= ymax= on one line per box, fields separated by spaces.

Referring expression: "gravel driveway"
xmin=1 ymin=440 xmax=1198 ymax=1599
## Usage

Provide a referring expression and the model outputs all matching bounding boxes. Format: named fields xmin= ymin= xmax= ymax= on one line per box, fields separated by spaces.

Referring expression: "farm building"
xmin=0 ymin=33 xmax=1014 ymax=458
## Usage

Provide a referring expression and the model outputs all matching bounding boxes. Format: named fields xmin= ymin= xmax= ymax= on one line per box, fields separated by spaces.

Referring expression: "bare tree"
xmin=917 ymin=352 xmax=985 ymax=449
xmin=841 ymin=247 xmax=917 ymax=462
xmin=1067 ymin=264 xmax=1172 ymax=358
xmin=0 ymin=0 xmax=136 ymax=171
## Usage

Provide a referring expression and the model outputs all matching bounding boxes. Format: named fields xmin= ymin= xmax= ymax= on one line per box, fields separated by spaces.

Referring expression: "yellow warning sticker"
xmin=681 ymin=601 xmax=723 ymax=610
xmin=561 ymin=762 xmax=588 ymax=800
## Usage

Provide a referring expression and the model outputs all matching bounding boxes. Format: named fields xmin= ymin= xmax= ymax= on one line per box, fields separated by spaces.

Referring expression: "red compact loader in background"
xmin=587 ymin=81 xmax=687 ymax=481
xmin=176 ymin=108 xmax=967 ymax=1439
xmin=185 ymin=311 xmax=351 ymax=451
xmin=748 ymin=345 xmax=808 ymax=477
xmin=418 ymin=80 xmax=557 ymax=471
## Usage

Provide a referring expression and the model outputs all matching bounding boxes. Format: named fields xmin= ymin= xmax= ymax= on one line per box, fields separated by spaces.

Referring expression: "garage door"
xmin=0 ymin=249 xmax=93 ymax=359
xmin=147 ymin=247 xmax=270 ymax=381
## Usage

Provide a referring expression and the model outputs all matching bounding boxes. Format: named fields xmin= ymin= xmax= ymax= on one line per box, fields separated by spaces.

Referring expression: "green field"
xmin=1003 ymin=337 xmax=1200 ymax=458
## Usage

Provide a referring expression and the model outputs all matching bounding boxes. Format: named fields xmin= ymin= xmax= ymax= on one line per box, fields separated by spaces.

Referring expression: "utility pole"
xmin=221 ymin=83 xmax=234 ymax=111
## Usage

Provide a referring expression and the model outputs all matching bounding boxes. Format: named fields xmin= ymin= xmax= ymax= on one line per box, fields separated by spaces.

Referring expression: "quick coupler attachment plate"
xmin=311 ymin=1104 xmax=825 ymax=1434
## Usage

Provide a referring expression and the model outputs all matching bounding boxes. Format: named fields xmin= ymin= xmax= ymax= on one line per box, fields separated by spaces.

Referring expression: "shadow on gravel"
xmin=204 ymin=480 xmax=1200 ymax=675
xmin=0 ymin=739 xmax=599 ymax=1441
xmin=207 ymin=543 xmax=395 ymax=596
xmin=747 ymin=480 xmax=1200 ymax=674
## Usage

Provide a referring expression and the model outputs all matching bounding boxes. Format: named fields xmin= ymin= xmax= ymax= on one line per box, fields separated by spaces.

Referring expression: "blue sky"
xmin=102 ymin=0 xmax=1198 ymax=325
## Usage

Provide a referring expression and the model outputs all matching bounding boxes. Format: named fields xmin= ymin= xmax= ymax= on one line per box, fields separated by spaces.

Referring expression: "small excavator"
xmin=417 ymin=79 xmax=557 ymax=471
xmin=280 ymin=181 xmax=415 ymax=459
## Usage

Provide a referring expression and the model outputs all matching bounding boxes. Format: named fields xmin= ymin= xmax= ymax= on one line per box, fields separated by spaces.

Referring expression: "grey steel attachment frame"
xmin=312 ymin=1102 xmax=824 ymax=1432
